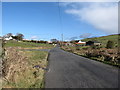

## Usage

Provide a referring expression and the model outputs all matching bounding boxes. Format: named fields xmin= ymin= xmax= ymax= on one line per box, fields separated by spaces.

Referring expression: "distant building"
xmin=93 ymin=41 xmax=101 ymax=46
xmin=78 ymin=40 xmax=86 ymax=44
xmin=4 ymin=36 xmax=13 ymax=41
xmin=0 ymin=36 xmax=2 ymax=40
xmin=86 ymin=41 xmax=101 ymax=46
xmin=66 ymin=42 xmax=73 ymax=46
xmin=86 ymin=41 xmax=94 ymax=46
xmin=50 ymin=39 xmax=58 ymax=43
xmin=60 ymin=41 xmax=74 ymax=46
xmin=48 ymin=41 xmax=52 ymax=44
xmin=76 ymin=40 xmax=86 ymax=46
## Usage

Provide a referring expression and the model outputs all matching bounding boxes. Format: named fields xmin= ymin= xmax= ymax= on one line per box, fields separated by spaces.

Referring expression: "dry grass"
xmin=2 ymin=47 xmax=48 ymax=88
xmin=62 ymin=46 xmax=119 ymax=67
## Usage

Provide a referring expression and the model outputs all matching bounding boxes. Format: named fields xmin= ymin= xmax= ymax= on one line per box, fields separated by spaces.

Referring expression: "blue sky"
xmin=2 ymin=2 xmax=118 ymax=41
xmin=0 ymin=1 xmax=2 ymax=35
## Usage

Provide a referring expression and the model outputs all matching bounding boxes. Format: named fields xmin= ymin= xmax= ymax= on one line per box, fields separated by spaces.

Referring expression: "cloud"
xmin=69 ymin=36 xmax=78 ymax=40
xmin=80 ymin=33 xmax=92 ymax=38
xmin=65 ymin=2 xmax=118 ymax=34
xmin=31 ymin=36 xmax=38 ymax=40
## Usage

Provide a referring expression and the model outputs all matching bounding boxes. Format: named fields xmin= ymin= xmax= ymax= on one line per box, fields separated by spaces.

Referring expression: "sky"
xmin=1 ymin=2 xmax=118 ymax=41
xmin=0 ymin=1 xmax=2 ymax=35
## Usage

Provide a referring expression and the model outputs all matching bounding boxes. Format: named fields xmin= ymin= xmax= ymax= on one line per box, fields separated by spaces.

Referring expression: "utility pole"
xmin=61 ymin=34 xmax=63 ymax=47
xmin=62 ymin=34 xmax=63 ymax=42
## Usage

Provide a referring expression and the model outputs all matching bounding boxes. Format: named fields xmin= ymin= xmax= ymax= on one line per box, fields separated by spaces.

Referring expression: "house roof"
xmin=76 ymin=43 xmax=85 ymax=44
xmin=78 ymin=40 xmax=86 ymax=43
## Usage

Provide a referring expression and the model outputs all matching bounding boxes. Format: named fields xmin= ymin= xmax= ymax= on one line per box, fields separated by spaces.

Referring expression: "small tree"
xmin=11 ymin=33 xmax=24 ymax=41
xmin=106 ymin=40 xmax=114 ymax=49
xmin=6 ymin=33 xmax=12 ymax=37
xmin=3 ymin=33 xmax=12 ymax=38
xmin=16 ymin=33 xmax=24 ymax=41
xmin=51 ymin=39 xmax=58 ymax=44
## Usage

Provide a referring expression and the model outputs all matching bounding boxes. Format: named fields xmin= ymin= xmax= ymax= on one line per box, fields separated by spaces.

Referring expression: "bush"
xmin=91 ymin=45 xmax=101 ymax=49
xmin=75 ymin=44 xmax=80 ymax=50
xmin=104 ymin=55 xmax=112 ymax=61
xmin=106 ymin=40 xmax=114 ymax=49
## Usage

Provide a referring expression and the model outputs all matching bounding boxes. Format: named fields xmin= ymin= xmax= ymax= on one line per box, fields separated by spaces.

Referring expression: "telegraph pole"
xmin=61 ymin=34 xmax=64 ymax=47
xmin=62 ymin=34 xmax=63 ymax=42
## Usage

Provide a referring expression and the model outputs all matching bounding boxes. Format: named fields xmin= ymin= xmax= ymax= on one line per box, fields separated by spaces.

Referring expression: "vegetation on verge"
xmin=2 ymin=47 xmax=48 ymax=88
xmin=2 ymin=40 xmax=53 ymax=88
xmin=61 ymin=34 xmax=120 ymax=67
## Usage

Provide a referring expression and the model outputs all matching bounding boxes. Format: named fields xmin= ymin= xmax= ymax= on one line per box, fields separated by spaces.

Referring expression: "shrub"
xmin=91 ymin=45 xmax=101 ymax=49
xmin=106 ymin=40 xmax=115 ymax=49
xmin=75 ymin=44 xmax=80 ymax=50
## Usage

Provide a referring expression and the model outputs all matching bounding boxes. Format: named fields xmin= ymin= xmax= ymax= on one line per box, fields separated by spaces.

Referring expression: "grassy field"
xmin=2 ymin=40 xmax=53 ymax=88
xmin=81 ymin=34 xmax=119 ymax=47
xmin=5 ymin=40 xmax=54 ymax=49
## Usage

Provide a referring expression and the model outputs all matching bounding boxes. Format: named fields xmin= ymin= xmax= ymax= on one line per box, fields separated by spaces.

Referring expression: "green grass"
xmin=27 ymin=50 xmax=48 ymax=67
xmin=5 ymin=40 xmax=54 ymax=49
xmin=16 ymin=50 xmax=48 ymax=88
xmin=81 ymin=34 xmax=119 ymax=48
xmin=3 ymin=40 xmax=51 ymax=88
xmin=79 ymin=46 xmax=90 ymax=49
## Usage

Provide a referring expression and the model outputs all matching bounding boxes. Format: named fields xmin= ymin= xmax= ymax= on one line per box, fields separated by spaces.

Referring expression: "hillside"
xmin=81 ymin=34 xmax=119 ymax=47
xmin=61 ymin=34 xmax=119 ymax=67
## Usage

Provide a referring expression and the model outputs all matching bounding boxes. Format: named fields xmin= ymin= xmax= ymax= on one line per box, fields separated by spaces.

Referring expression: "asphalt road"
xmin=45 ymin=46 xmax=118 ymax=88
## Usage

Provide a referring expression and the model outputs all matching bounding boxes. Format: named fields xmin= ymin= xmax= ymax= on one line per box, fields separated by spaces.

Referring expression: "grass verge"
xmin=2 ymin=47 xmax=49 ymax=88
xmin=61 ymin=47 xmax=119 ymax=68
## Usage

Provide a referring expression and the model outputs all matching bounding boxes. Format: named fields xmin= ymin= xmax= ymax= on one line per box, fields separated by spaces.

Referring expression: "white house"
xmin=0 ymin=36 xmax=2 ymax=40
xmin=75 ymin=40 xmax=86 ymax=46
xmin=48 ymin=41 xmax=52 ymax=44
xmin=78 ymin=40 xmax=86 ymax=44
xmin=4 ymin=36 xmax=13 ymax=40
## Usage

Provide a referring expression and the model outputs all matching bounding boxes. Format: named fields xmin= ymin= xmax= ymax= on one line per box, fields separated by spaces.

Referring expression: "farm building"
xmin=0 ymin=36 xmax=2 ymax=40
xmin=48 ymin=41 xmax=52 ymax=44
xmin=94 ymin=41 xmax=101 ymax=46
xmin=76 ymin=40 xmax=86 ymax=46
xmin=86 ymin=41 xmax=101 ymax=46
xmin=4 ymin=36 xmax=13 ymax=41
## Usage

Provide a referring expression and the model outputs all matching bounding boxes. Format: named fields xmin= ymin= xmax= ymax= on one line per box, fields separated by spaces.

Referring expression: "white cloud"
xmin=65 ymin=3 xmax=118 ymax=34
xmin=69 ymin=36 xmax=78 ymax=40
xmin=31 ymin=36 xmax=38 ymax=40
xmin=80 ymin=33 xmax=92 ymax=38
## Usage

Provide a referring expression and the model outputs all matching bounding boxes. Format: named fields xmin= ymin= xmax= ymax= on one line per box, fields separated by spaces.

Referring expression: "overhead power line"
xmin=58 ymin=0 xmax=64 ymax=41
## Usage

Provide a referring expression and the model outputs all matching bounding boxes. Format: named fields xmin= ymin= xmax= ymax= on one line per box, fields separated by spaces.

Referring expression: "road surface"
xmin=45 ymin=46 xmax=118 ymax=88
